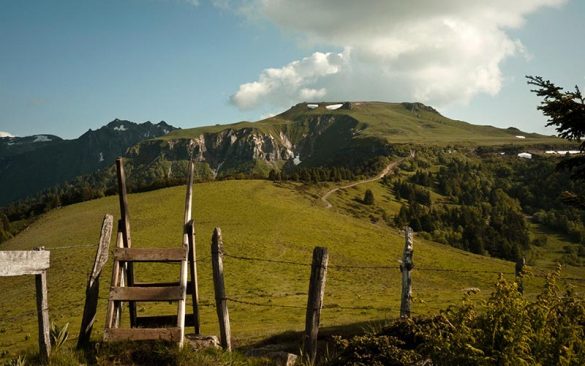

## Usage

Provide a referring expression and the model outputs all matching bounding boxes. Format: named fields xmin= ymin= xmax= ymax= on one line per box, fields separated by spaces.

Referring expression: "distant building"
xmin=518 ymin=152 xmax=532 ymax=159
xmin=515 ymin=135 xmax=526 ymax=139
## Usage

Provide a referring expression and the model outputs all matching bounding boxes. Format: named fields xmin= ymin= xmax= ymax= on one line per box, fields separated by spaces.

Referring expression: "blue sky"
xmin=0 ymin=0 xmax=583 ymax=138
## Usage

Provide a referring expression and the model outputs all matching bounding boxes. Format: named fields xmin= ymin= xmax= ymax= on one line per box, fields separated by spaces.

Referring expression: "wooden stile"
xmin=212 ymin=227 xmax=231 ymax=351
xmin=400 ymin=227 xmax=414 ymax=318
xmin=303 ymin=246 xmax=329 ymax=365
xmin=104 ymin=158 xmax=199 ymax=348
xmin=77 ymin=214 xmax=113 ymax=348
xmin=116 ymin=158 xmax=137 ymax=326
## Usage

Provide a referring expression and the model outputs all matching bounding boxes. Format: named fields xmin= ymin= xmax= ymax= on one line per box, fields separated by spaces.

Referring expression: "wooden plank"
xmin=110 ymin=286 xmax=184 ymax=301
xmin=400 ymin=227 xmax=414 ymax=318
xmin=0 ymin=250 xmax=50 ymax=276
xmin=104 ymin=327 xmax=181 ymax=342
xmin=35 ymin=270 xmax=51 ymax=360
xmin=116 ymin=157 xmax=136 ymax=326
xmin=105 ymin=220 xmax=125 ymax=330
xmin=114 ymin=248 xmax=187 ymax=262
xmin=187 ymin=221 xmax=201 ymax=335
xmin=134 ymin=281 xmax=194 ymax=295
xmin=136 ymin=315 xmax=196 ymax=328
xmin=78 ymin=214 xmax=113 ymax=348
xmin=212 ymin=227 xmax=231 ymax=351
xmin=303 ymin=247 xmax=328 ymax=365
xmin=177 ymin=160 xmax=195 ymax=347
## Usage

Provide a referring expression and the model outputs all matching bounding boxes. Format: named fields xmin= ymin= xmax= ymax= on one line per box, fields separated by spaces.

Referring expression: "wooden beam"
xmin=77 ymin=214 xmax=113 ymax=348
xmin=114 ymin=248 xmax=187 ymax=262
xmin=104 ymin=327 xmax=182 ymax=342
xmin=0 ymin=250 xmax=50 ymax=276
xmin=303 ymin=246 xmax=328 ymax=365
xmin=35 ymin=270 xmax=51 ymax=360
xmin=400 ymin=227 xmax=414 ymax=318
xmin=110 ymin=286 xmax=184 ymax=301
xmin=212 ymin=227 xmax=231 ymax=351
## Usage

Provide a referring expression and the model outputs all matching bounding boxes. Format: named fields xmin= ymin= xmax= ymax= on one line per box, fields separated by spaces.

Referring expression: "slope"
xmin=0 ymin=178 xmax=568 ymax=359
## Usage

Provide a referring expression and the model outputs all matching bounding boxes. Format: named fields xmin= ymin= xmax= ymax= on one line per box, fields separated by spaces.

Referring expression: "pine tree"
xmin=364 ymin=189 xmax=375 ymax=205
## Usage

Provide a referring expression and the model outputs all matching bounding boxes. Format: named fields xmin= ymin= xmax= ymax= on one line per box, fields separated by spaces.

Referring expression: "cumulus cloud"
xmin=0 ymin=131 xmax=14 ymax=138
xmin=231 ymin=51 xmax=345 ymax=109
xmin=230 ymin=0 xmax=566 ymax=111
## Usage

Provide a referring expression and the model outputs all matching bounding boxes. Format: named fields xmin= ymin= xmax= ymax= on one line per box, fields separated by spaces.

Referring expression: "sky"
xmin=0 ymin=0 xmax=583 ymax=139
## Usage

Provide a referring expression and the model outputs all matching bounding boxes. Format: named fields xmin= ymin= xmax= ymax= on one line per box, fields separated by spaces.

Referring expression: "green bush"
xmin=328 ymin=268 xmax=585 ymax=365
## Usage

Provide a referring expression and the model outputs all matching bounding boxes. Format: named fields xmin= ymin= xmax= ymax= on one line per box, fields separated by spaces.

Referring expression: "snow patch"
xmin=98 ymin=152 xmax=104 ymax=162
xmin=545 ymin=150 xmax=580 ymax=155
xmin=33 ymin=135 xmax=52 ymax=142
xmin=326 ymin=103 xmax=343 ymax=110
xmin=307 ymin=104 xmax=319 ymax=109
xmin=113 ymin=125 xmax=127 ymax=131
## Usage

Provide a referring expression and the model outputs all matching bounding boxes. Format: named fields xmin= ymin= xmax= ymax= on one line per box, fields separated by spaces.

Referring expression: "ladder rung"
xmin=104 ymin=327 xmax=181 ymax=342
xmin=135 ymin=314 xmax=196 ymax=327
xmin=114 ymin=248 xmax=187 ymax=262
xmin=110 ymin=286 xmax=184 ymax=301
xmin=133 ymin=281 xmax=194 ymax=295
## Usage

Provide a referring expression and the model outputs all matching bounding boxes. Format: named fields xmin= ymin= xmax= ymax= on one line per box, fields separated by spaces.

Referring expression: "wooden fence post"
xmin=0 ymin=249 xmax=51 ymax=359
xmin=303 ymin=246 xmax=329 ymax=365
xmin=400 ymin=227 xmax=414 ymax=318
xmin=34 ymin=247 xmax=51 ymax=361
xmin=77 ymin=214 xmax=113 ymax=348
xmin=116 ymin=157 xmax=136 ymax=326
xmin=515 ymin=257 xmax=525 ymax=294
xmin=188 ymin=221 xmax=201 ymax=334
xmin=211 ymin=227 xmax=231 ymax=351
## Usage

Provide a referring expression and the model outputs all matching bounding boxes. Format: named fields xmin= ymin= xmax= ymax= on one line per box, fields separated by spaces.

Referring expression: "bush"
xmin=328 ymin=268 xmax=585 ymax=365
xmin=363 ymin=189 xmax=375 ymax=205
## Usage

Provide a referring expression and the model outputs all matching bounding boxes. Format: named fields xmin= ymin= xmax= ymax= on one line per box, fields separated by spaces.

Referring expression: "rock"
xmin=184 ymin=334 xmax=220 ymax=350
xmin=246 ymin=348 xmax=298 ymax=366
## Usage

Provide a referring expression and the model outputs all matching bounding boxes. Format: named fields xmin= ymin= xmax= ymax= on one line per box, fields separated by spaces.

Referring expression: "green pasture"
xmin=0 ymin=179 xmax=581 ymax=360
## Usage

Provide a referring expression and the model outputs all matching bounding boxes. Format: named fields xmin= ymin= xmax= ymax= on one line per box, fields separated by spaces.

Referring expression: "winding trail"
xmin=321 ymin=152 xmax=413 ymax=209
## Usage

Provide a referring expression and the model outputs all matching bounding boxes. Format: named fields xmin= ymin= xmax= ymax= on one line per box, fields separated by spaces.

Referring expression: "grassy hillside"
xmin=165 ymin=101 xmax=564 ymax=146
xmin=1 ymin=177 xmax=580 ymax=360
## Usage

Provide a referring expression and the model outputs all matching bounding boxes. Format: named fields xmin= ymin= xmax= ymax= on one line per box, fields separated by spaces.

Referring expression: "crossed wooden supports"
xmin=103 ymin=158 xmax=200 ymax=347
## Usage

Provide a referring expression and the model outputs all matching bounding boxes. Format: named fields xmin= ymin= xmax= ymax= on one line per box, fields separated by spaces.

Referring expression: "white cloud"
xmin=231 ymin=51 xmax=345 ymax=109
xmin=230 ymin=0 xmax=566 ymax=111
xmin=0 ymin=131 xmax=14 ymax=138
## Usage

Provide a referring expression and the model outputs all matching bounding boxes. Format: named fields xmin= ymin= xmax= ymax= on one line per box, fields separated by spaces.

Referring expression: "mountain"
xmin=0 ymin=120 xmax=176 ymax=205
xmin=125 ymin=101 xmax=564 ymax=183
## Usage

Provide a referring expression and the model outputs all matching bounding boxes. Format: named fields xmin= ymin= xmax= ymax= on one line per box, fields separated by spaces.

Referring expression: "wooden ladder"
xmin=104 ymin=158 xmax=200 ymax=347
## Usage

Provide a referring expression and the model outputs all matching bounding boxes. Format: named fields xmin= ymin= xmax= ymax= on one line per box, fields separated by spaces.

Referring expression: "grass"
xmin=162 ymin=101 xmax=567 ymax=147
xmin=0 ymin=179 xmax=582 ymax=362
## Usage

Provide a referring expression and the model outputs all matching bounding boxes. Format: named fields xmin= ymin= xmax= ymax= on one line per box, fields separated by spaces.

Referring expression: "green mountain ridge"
xmin=127 ymin=101 xmax=565 ymax=183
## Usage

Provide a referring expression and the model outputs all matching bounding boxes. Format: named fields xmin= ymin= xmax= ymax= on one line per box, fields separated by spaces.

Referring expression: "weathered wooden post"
xmin=211 ymin=227 xmax=231 ymax=351
xmin=77 ymin=214 xmax=113 ymax=348
xmin=116 ymin=157 xmax=136 ymax=326
xmin=187 ymin=221 xmax=201 ymax=334
xmin=1 ymin=249 xmax=51 ymax=360
xmin=303 ymin=246 xmax=329 ymax=364
xmin=515 ymin=257 xmax=526 ymax=294
xmin=400 ymin=227 xmax=414 ymax=318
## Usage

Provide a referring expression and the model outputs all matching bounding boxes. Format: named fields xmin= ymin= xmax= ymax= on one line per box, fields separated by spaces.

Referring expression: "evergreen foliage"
xmin=363 ymin=189 xmax=375 ymax=205
xmin=328 ymin=268 xmax=585 ymax=365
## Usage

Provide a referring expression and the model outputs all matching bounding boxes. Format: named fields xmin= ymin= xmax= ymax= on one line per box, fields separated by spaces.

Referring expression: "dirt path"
xmin=321 ymin=156 xmax=408 ymax=209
